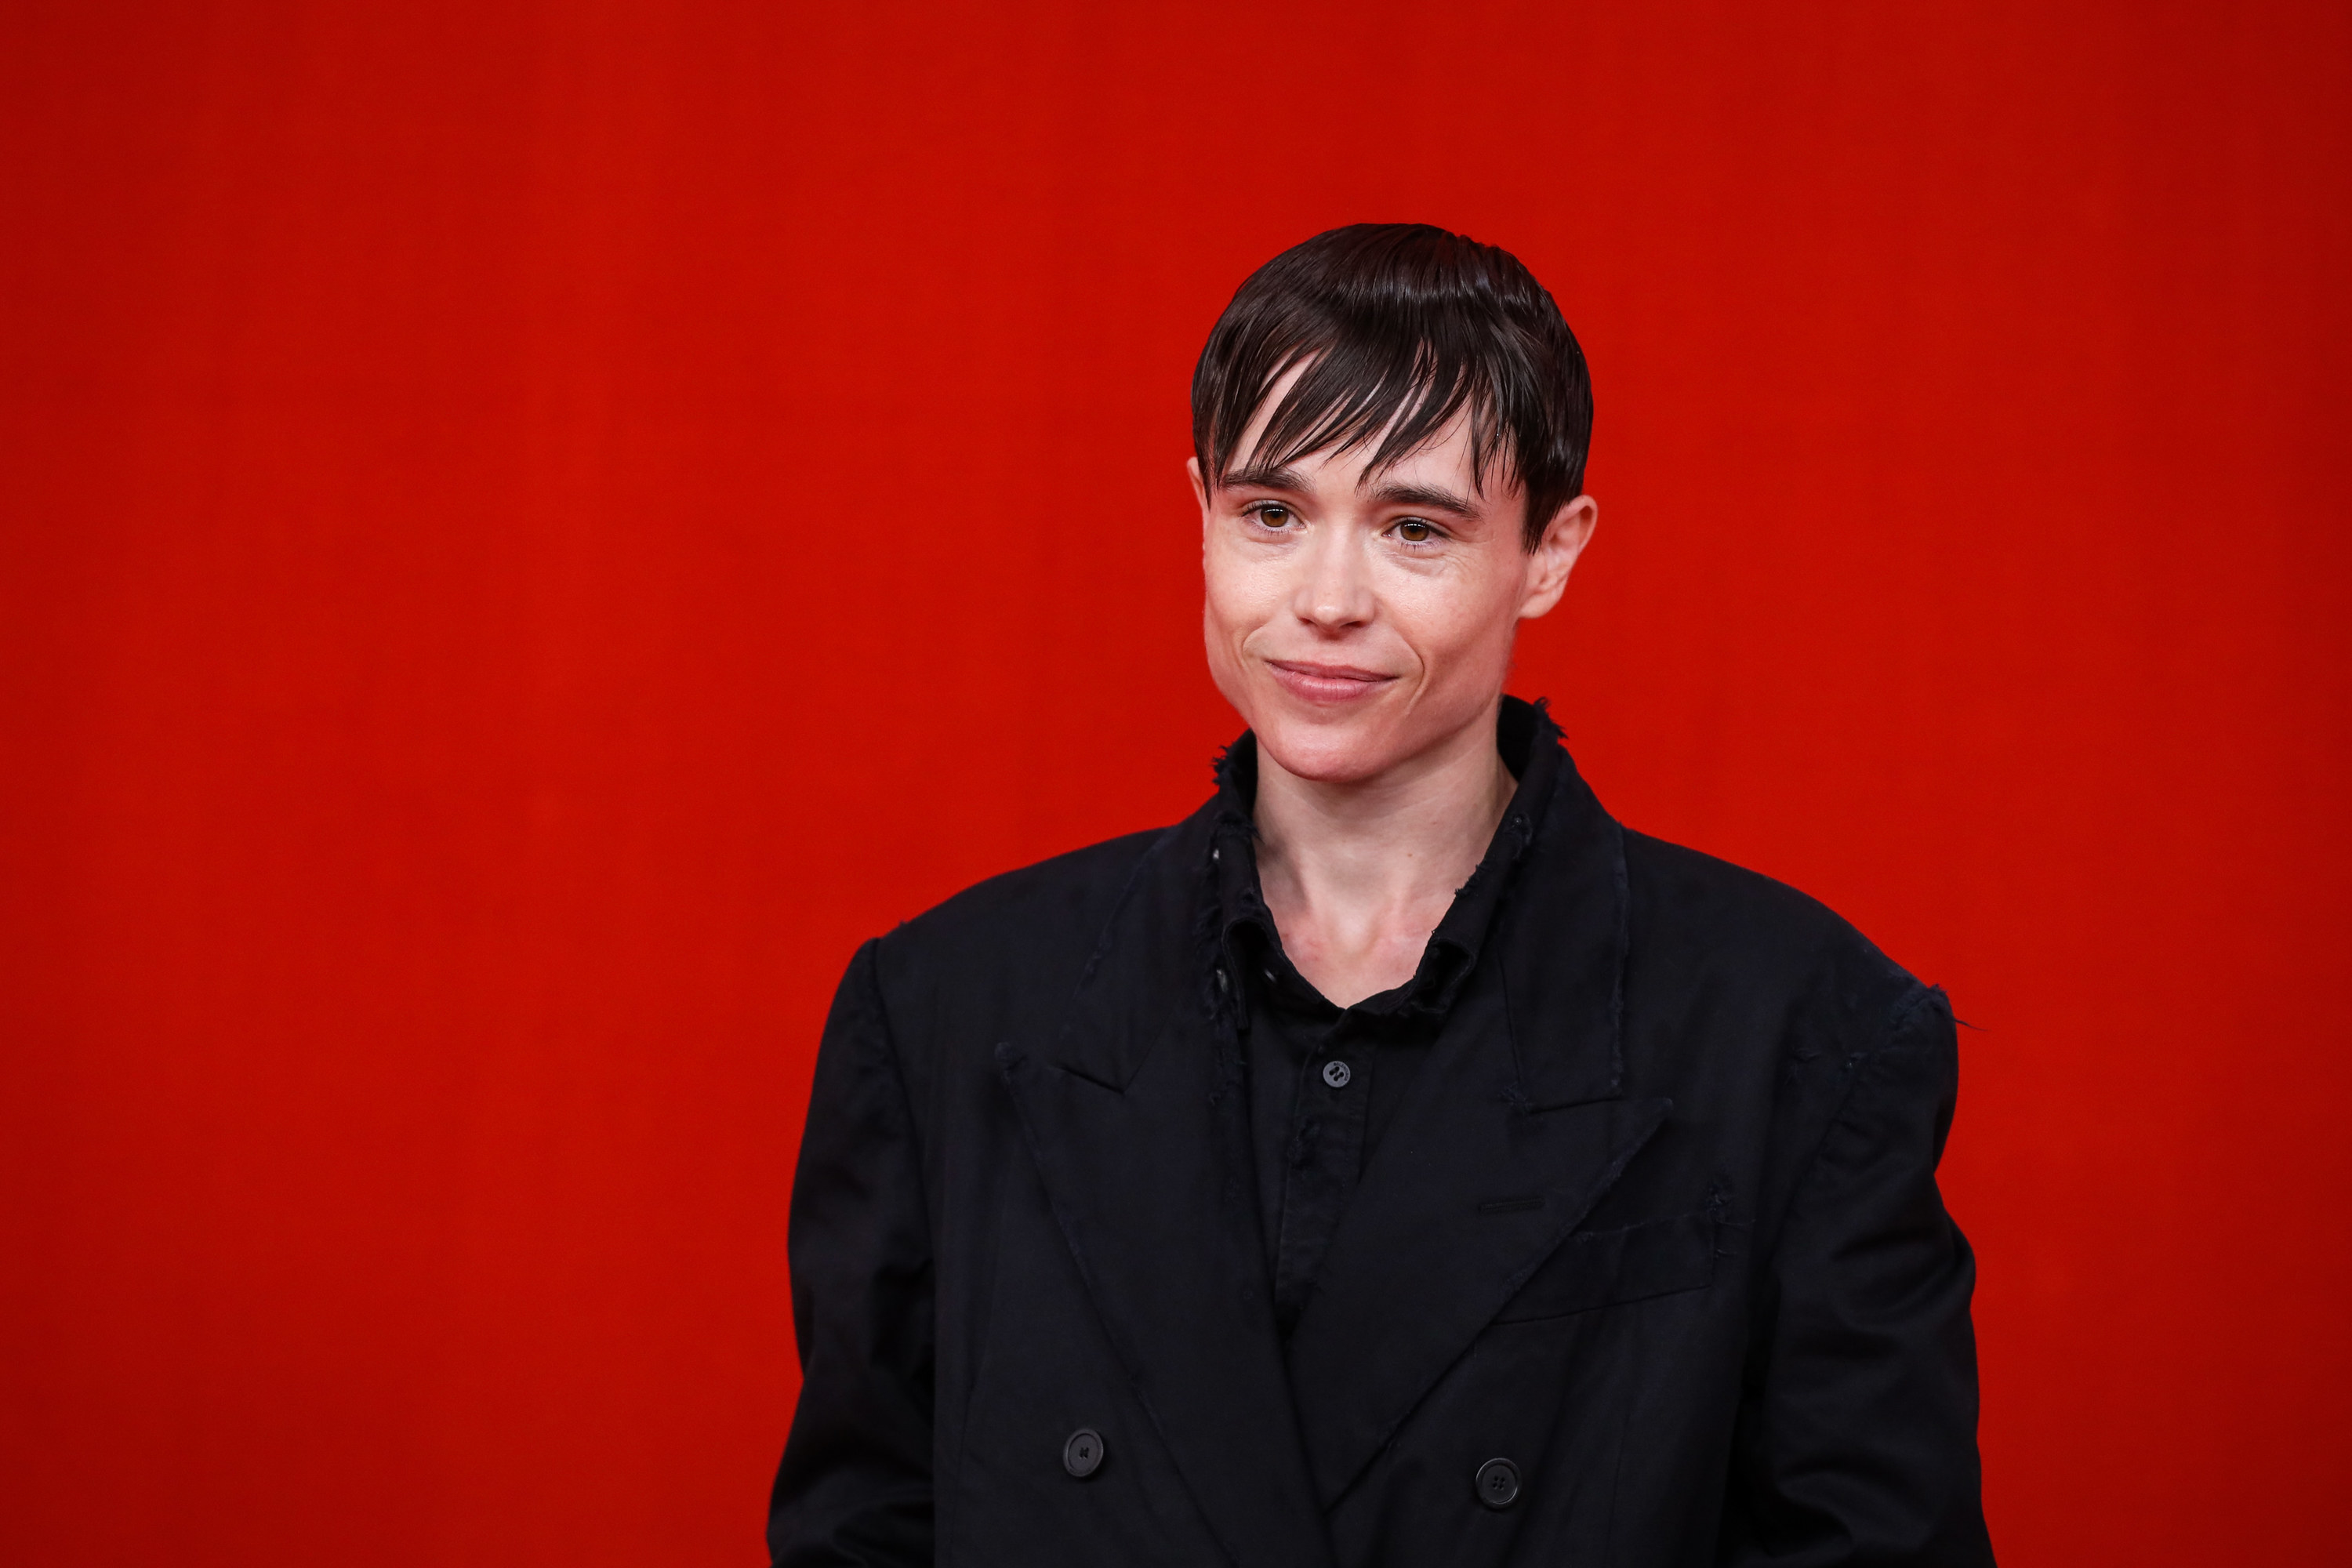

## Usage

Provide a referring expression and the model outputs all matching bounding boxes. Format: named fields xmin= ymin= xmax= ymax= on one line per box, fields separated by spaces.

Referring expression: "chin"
xmin=1250 ymin=715 xmax=1406 ymax=786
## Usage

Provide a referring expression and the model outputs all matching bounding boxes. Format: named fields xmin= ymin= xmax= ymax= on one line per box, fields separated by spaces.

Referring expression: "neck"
xmin=1250 ymin=701 xmax=1516 ymax=1007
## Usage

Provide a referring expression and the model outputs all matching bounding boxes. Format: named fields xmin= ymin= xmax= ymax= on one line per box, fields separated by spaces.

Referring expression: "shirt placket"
xmin=1270 ymin=1009 xmax=1375 ymax=1334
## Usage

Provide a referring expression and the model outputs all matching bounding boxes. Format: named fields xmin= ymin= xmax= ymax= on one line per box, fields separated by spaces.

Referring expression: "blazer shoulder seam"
xmin=1758 ymin=978 xmax=1944 ymax=1257
xmin=856 ymin=938 xmax=937 ymax=1238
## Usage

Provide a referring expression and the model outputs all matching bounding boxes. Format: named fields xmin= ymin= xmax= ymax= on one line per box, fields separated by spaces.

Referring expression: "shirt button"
xmin=1062 ymin=1428 xmax=1105 ymax=1479
xmin=1475 ymin=1456 xmax=1521 ymax=1509
xmin=1322 ymin=1059 xmax=1352 ymax=1089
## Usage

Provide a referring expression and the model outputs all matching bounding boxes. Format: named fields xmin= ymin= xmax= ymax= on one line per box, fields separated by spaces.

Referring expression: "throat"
xmin=1250 ymin=740 xmax=1517 ymax=1010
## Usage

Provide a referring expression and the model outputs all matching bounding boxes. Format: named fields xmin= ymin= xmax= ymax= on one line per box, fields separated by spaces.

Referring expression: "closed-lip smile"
xmin=1266 ymin=659 xmax=1396 ymax=703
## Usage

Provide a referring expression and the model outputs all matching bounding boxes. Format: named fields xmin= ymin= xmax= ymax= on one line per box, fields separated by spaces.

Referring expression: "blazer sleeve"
xmin=1719 ymin=985 xmax=1996 ymax=1567
xmin=767 ymin=939 xmax=936 ymax=1567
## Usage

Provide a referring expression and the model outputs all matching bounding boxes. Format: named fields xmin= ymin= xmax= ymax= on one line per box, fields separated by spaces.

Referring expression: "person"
xmin=767 ymin=223 xmax=1993 ymax=1567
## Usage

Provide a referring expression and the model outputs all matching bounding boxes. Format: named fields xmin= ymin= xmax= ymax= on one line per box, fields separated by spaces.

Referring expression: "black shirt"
xmin=1210 ymin=696 xmax=1563 ymax=1339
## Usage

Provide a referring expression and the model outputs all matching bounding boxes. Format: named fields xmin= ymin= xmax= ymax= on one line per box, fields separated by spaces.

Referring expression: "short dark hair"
xmin=1191 ymin=223 xmax=1593 ymax=549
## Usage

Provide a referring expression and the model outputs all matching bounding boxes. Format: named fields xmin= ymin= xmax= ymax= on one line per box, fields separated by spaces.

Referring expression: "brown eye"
xmin=1395 ymin=519 xmax=1435 ymax=543
xmin=1255 ymin=505 xmax=1292 ymax=528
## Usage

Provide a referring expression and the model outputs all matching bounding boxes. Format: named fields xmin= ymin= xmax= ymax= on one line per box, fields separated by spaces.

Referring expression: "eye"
xmin=1392 ymin=517 xmax=1440 ymax=543
xmin=1247 ymin=503 xmax=1297 ymax=530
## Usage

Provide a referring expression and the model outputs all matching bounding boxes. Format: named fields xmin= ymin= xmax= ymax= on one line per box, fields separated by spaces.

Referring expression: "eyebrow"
xmin=1215 ymin=465 xmax=1485 ymax=518
xmin=1362 ymin=478 xmax=1483 ymax=517
xmin=1216 ymin=461 xmax=1308 ymax=492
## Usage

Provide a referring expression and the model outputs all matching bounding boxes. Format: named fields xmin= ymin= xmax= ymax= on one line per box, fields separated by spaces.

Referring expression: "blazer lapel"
xmin=995 ymin=806 xmax=1334 ymax=1568
xmin=1283 ymin=754 xmax=1667 ymax=1506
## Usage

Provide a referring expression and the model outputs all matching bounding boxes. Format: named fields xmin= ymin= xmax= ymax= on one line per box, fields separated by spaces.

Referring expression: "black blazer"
xmin=769 ymin=735 xmax=1991 ymax=1567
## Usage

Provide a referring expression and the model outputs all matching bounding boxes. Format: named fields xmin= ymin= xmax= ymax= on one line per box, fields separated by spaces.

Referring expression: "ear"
xmin=1517 ymin=495 xmax=1598 ymax=622
xmin=1187 ymin=456 xmax=1214 ymax=543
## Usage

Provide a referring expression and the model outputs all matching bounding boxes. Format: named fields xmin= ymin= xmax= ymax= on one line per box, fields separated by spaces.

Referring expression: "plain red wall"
xmin=4 ymin=2 xmax=2347 ymax=1563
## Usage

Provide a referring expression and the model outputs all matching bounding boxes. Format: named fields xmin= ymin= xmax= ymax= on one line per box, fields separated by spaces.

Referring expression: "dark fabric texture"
xmin=1211 ymin=703 xmax=1559 ymax=1338
xmin=768 ymin=699 xmax=1993 ymax=1568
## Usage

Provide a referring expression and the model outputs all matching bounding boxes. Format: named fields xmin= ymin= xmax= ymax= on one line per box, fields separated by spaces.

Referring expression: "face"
xmin=1192 ymin=401 xmax=1597 ymax=786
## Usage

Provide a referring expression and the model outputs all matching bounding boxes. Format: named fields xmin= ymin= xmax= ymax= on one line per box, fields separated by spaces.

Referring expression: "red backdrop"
xmin=4 ymin=2 xmax=2347 ymax=1563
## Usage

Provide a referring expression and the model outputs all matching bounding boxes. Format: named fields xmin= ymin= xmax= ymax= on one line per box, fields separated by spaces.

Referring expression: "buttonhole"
xmin=1477 ymin=1196 xmax=1546 ymax=1215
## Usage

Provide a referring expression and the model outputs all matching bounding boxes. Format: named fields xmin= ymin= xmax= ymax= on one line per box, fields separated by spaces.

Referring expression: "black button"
xmin=1475 ymin=1456 xmax=1520 ymax=1509
xmin=1321 ymin=1059 xmax=1352 ymax=1089
xmin=1062 ymin=1428 xmax=1105 ymax=1479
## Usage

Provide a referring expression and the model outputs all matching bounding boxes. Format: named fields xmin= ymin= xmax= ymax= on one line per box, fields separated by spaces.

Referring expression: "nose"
xmin=1292 ymin=524 xmax=1374 ymax=633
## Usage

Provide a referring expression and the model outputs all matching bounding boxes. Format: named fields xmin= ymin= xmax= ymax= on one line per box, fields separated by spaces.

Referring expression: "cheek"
xmin=1201 ymin=543 xmax=1275 ymax=650
xmin=1200 ymin=550 xmax=1274 ymax=713
xmin=1391 ymin=564 xmax=1524 ymax=673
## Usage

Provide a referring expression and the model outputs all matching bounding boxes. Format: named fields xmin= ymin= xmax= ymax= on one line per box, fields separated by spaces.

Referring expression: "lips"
xmin=1265 ymin=659 xmax=1397 ymax=705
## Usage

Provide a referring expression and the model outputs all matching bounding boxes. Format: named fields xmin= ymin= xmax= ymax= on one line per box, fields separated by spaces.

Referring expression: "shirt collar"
xmin=1210 ymin=695 xmax=1566 ymax=1022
